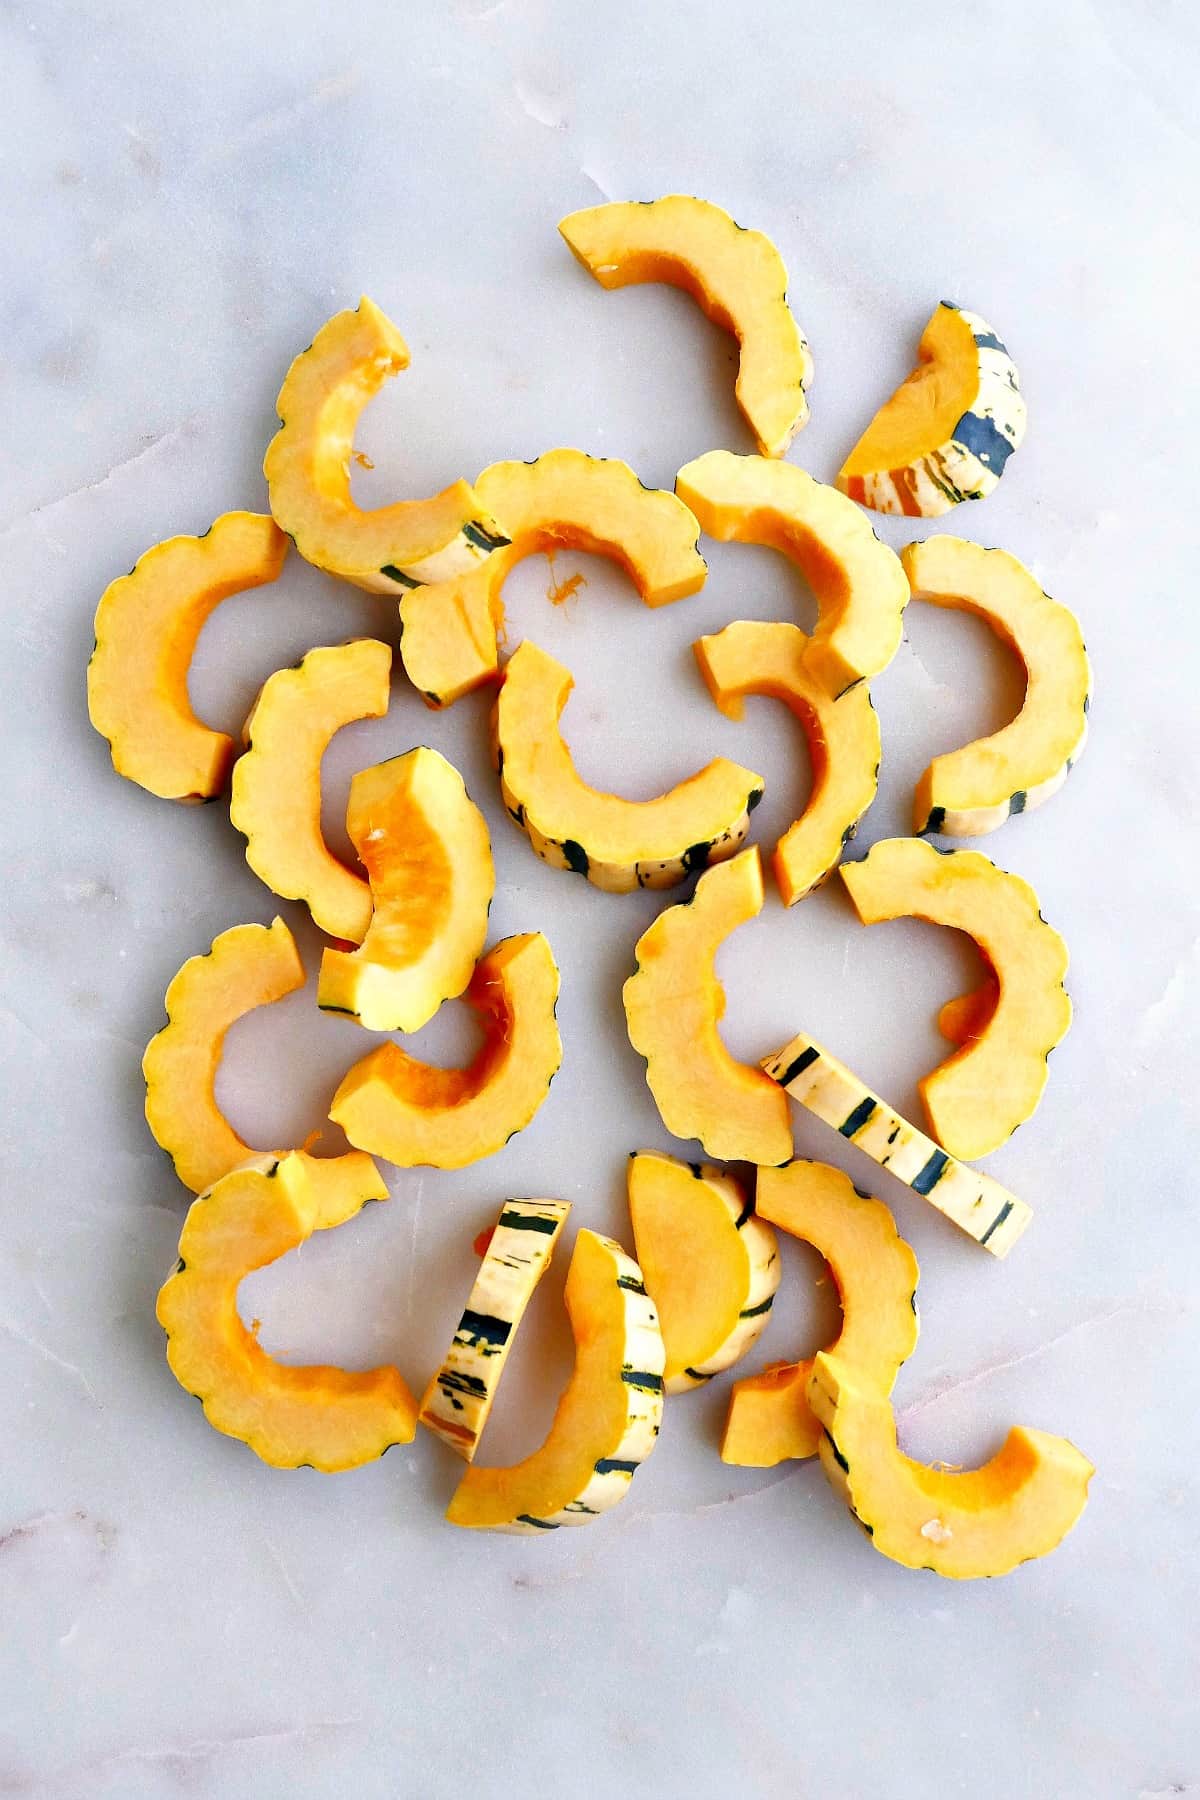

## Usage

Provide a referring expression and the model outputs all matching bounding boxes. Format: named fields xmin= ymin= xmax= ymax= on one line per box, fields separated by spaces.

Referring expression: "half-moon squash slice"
xmin=329 ymin=933 xmax=562 ymax=1169
xmin=809 ymin=1352 xmax=1093 ymax=1578
xmin=446 ymin=1228 xmax=665 ymax=1532
xmin=902 ymin=537 xmax=1092 ymax=836
xmin=694 ymin=620 xmax=880 ymax=904
xmin=763 ymin=1032 xmax=1032 ymax=1256
xmin=317 ymin=748 xmax=494 ymax=1032
xmin=721 ymin=1161 xmax=918 ymax=1467
xmin=627 ymin=1150 xmax=779 ymax=1394
xmin=88 ymin=511 xmax=288 ymax=802
xmin=836 ymin=303 xmax=1026 ymax=517
xmin=676 ymin=451 xmax=909 ymax=697
xmin=624 ymin=848 xmax=792 ymax=1166
xmin=420 ymin=1199 xmax=570 ymax=1459
xmin=157 ymin=1152 xmax=415 ymax=1471
xmin=263 ymin=297 xmax=510 ymax=594
xmin=840 ymin=837 xmax=1070 ymax=1159
xmin=399 ymin=448 xmax=707 ymax=707
xmin=495 ymin=639 xmax=762 ymax=892
xmin=230 ymin=639 xmax=392 ymax=942
xmin=559 ymin=196 xmax=813 ymax=457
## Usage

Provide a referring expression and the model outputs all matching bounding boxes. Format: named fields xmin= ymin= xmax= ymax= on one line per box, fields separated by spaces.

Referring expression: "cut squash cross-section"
xmin=330 ymin=933 xmax=562 ymax=1169
xmin=559 ymin=196 xmax=813 ymax=458
xmin=399 ymin=448 xmax=707 ymax=708
xmin=230 ymin=639 xmax=392 ymax=943
xmin=446 ymin=1228 xmax=665 ymax=1532
xmin=264 ymin=296 xmax=510 ymax=593
xmin=317 ymin=748 xmax=494 ymax=1033
xmin=624 ymin=848 xmax=792 ymax=1166
xmin=495 ymin=639 xmax=763 ymax=892
xmin=88 ymin=511 xmax=288 ymax=802
xmin=677 ymin=451 xmax=909 ymax=697
xmin=157 ymin=1153 xmax=415 ymax=1472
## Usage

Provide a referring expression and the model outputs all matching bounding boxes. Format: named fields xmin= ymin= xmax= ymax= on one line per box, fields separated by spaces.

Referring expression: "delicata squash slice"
xmin=840 ymin=837 xmax=1070 ymax=1160
xmin=694 ymin=620 xmax=880 ymax=905
xmin=317 ymin=749 xmax=494 ymax=1032
xmin=627 ymin=1151 xmax=780 ymax=1394
xmin=676 ymin=451 xmax=909 ymax=697
xmin=837 ymin=303 xmax=1026 ymax=517
xmin=809 ymin=1352 xmax=1092 ymax=1578
xmin=624 ymin=849 xmax=792 ymax=1166
xmin=446 ymin=1228 xmax=665 ymax=1532
xmin=330 ymin=933 xmax=562 ymax=1169
xmin=230 ymin=639 xmax=392 ymax=943
xmin=558 ymin=196 xmax=813 ymax=458
xmin=721 ymin=1162 xmax=919 ymax=1468
xmin=88 ymin=511 xmax=288 ymax=802
xmin=421 ymin=1200 xmax=570 ymax=1459
xmin=157 ymin=1153 xmax=416 ymax=1471
xmin=763 ymin=1032 xmax=1032 ymax=1257
xmin=399 ymin=448 xmax=707 ymax=707
xmin=264 ymin=297 xmax=510 ymax=594
xmin=495 ymin=640 xmax=763 ymax=892
xmin=902 ymin=537 xmax=1091 ymax=837
xmin=143 ymin=917 xmax=381 ymax=1208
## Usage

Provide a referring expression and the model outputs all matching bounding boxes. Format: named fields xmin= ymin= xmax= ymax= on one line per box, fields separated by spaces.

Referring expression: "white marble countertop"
xmin=2 ymin=2 xmax=1197 ymax=1795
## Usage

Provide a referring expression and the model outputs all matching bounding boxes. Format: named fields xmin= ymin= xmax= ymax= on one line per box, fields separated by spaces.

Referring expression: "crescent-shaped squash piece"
xmin=837 ymin=303 xmax=1027 ymax=517
xmin=495 ymin=639 xmax=763 ymax=892
xmin=809 ymin=1352 xmax=1092 ymax=1578
xmin=559 ymin=196 xmax=813 ymax=458
xmin=157 ymin=1153 xmax=415 ymax=1471
xmin=420 ymin=1199 xmax=570 ymax=1459
xmin=143 ymin=917 xmax=382 ymax=1209
xmin=763 ymin=1032 xmax=1032 ymax=1256
xmin=446 ymin=1228 xmax=665 ymax=1532
xmin=627 ymin=1151 xmax=780 ymax=1394
xmin=230 ymin=639 xmax=392 ymax=942
xmin=624 ymin=849 xmax=792 ymax=1165
xmin=263 ymin=297 xmax=510 ymax=594
xmin=87 ymin=511 xmax=288 ymax=802
xmin=721 ymin=1161 xmax=918 ymax=1467
xmin=840 ymin=837 xmax=1070 ymax=1160
xmin=676 ymin=451 xmax=909 ymax=697
xmin=399 ymin=448 xmax=707 ymax=707
xmin=330 ymin=933 xmax=562 ymax=1169
xmin=694 ymin=620 xmax=880 ymax=904
xmin=902 ymin=537 xmax=1092 ymax=836
xmin=317 ymin=749 xmax=494 ymax=1032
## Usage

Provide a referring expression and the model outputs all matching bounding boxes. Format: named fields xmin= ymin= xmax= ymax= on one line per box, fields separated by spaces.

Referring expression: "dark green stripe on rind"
xmin=823 ymin=1427 xmax=850 ymax=1475
xmin=911 ymin=1149 xmax=949 ymax=1195
xmin=739 ymin=1295 xmax=775 ymax=1320
xmin=621 ymin=1369 xmax=664 ymax=1393
xmin=594 ymin=1458 xmax=639 ymax=1476
xmin=456 ymin=1309 xmax=512 ymax=1349
xmin=379 ymin=564 xmax=421 ymax=588
xmin=979 ymin=1199 xmax=1015 ymax=1247
xmin=840 ymin=1097 xmax=877 ymax=1138
xmin=777 ymin=1044 xmax=819 ymax=1087
xmin=516 ymin=1513 xmax=559 ymax=1530
xmin=921 ymin=806 xmax=947 ymax=836
xmin=682 ymin=1366 xmax=717 ymax=1383
xmin=497 ymin=1208 xmax=560 ymax=1235
xmin=462 ymin=520 xmax=512 ymax=553
xmin=734 ymin=1196 xmax=755 ymax=1231
xmin=616 ymin=1275 xmax=647 ymax=1295
xmin=562 ymin=839 xmax=590 ymax=877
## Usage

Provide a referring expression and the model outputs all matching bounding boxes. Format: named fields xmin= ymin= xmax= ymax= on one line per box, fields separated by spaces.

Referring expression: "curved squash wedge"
xmin=721 ymin=1161 xmax=918 ymax=1467
xmin=263 ymin=298 xmax=509 ymax=594
xmin=420 ymin=1199 xmax=570 ymax=1459
xmin=330 ymin=933 xmax=562 ymax=1169
xmin=317 ymin=749 xmax=494 ymax=1032
xmin=400 ymin=449 xmax=707 ymax=707
xmin=88 ymin=512 xmax=288 ymax=802
xmin=902 ymin=537 xmax=1092 ymax=836
xmin=624 ymin=849 xmax=792 ymax=1165
xmin=840 ymin=837 xmax=1070 ymax=1159
xmin=809 ymin=1352 xmax=1093 ymax=1578
xmin=143 ymin=917 xmax=382 ymax=1208
xmin=694 ymin=620 xmax=880 ymax=904
xmin=446 ymin=1228 xmax=665 ymax=1532
xmin=157 ymin=1153 xmax=415 ymax=1471
xmin=676 ymin=451 xmax=909 ymax=697
xmin=627 ymin=1151 xmax=779 ymax=1394
xmin=495 ymin=639 xmax=762 ymax=892
xmin=230 ymin=639 xmax=392 ymax=942
xmin=764 ymin=1032 xmax=1032 ymax=1256
xmin=837 ymin=303 xmax=1026 ymax=517
xmin=559 ymin=196 xmax=813 ymax=457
